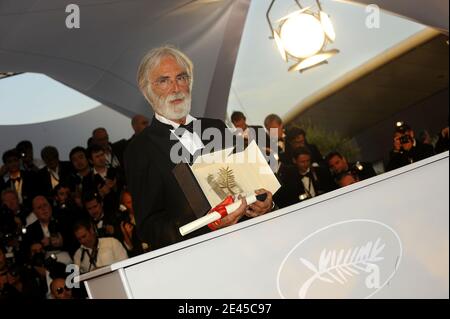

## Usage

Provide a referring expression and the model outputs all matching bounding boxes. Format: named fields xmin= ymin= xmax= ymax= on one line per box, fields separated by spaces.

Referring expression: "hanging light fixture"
xmin=267 ymin=0 xmax=339 ymax=73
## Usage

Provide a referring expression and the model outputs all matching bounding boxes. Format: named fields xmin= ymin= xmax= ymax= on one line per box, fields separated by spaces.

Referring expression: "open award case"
xmin=173 ymin=140 xmax=281 ymax=212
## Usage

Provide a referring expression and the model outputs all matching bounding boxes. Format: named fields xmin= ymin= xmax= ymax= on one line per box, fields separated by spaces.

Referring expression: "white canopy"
xmin=0 ymin=0 xmax=251 ymax=120
xmin=0 ymin=0 xmax=447 ymax=122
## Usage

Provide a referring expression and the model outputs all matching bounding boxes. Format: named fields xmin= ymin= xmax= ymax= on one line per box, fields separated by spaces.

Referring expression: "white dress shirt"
xmin=154 ymin=113 xmax=204 ymax=155
xmin=74 ymin=237 xmax=128 ymax=274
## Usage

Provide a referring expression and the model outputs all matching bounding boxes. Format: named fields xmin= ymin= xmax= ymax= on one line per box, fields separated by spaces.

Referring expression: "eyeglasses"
xmin=152 ymin=74 xmax=191 ymax=91
xmin=56 ymin=286 xmax=71 ymax=295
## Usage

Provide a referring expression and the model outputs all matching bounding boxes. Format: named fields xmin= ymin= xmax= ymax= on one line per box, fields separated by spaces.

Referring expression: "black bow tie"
xmin=10 ymin=177 xmax=21 ymax=183
xmin=177 ymin=121 xmax=195 ymax=133
xmin=300 ymin=172 xmax=312 ymax=179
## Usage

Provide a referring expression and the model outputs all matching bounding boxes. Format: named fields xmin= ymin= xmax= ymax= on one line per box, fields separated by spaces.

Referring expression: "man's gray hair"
xmin=137 ymin=45 xmax=194 ymax=104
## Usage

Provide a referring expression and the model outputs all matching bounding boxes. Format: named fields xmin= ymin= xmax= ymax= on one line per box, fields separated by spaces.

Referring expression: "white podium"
xmin=80 ymin=152 xmax=449 ymax=299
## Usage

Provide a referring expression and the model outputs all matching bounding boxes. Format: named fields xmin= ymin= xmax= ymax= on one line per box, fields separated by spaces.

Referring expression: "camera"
xmin=106 ymin=168 xmax=117 ymax=180
xmin=350 ymin=161 xmax=364 ymax=174
xmin=395 ymin=121 xmax=412 ymax=145
xmin=116 ymin=205 xmax=132 ymax=225
xmin=31 ymin=252 xmax=58 ymax=269
xmin=399 ymin=135 xmax=411 ymax=145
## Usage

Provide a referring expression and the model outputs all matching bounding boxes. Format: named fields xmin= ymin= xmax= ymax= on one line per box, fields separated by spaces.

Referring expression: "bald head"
xmin=131 ymin=115 xmax=150 ymax=135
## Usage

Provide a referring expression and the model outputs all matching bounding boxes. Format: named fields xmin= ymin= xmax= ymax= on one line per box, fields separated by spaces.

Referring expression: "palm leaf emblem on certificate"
xmin=216 ymin=166 xmax=243 ymax=197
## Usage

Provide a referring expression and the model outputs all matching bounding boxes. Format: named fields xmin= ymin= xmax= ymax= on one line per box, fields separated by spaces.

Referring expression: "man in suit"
xmin=1 ymin=149 xmax=38 ymax=211
xmin=231 ymin=111 xmax=270 ymax=149
xmin=284 ymin=127 xmax=324 ymax=167
xmin=24 ymin=196 xmax=68 ymax=254
xmin=275 ymin=147 xmax=335 ymax=208
xmin=91 ymin=127 xmax=126 ymax=170
xmin=264 ymin=114 xmax=286 ymax=170
xmin=386 ymin=122 xmax=435 ymax=171
xmin=37 ymin=146 xmax=73 ymax=199
xmin=325 ymin=151 xmax=376 ymax=183
xmin=125 ymin=45 xmax=274 ymax=250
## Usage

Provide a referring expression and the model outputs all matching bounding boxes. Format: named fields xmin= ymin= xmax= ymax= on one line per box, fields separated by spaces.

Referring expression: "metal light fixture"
xmin=267 ymin=0 xmax=339 ymax=73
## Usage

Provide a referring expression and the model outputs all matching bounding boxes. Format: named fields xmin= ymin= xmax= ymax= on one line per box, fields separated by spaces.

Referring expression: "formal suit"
xmin=23 ymin=218 xmax=67 ymax=252
xmin=36 ymin=161 xmax=74 ymax=198
xmin=349 ymin=161 xmax=377 ymax=181
xmin=274 ymin=165 xmax=336 ymax=209
xmin=124 ymin=116 xmax=233 ymax=250
xmin=283 ymin=142 xmax=324 ymax=167
xmin=1 ymin=170 xmax=39 ymax=210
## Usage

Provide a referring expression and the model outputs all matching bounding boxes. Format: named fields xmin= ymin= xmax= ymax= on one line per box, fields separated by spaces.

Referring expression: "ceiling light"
xmin=267 ymin=0 xmax=339 ymax=73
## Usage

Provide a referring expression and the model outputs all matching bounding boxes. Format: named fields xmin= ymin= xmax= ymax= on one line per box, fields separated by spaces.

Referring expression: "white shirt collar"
xmin=300 ymin=168 xmax=311 ymax=176
xmin=154 ymin=113 xmax=196 ymax=129
xmin=3 ymin=172 xmax=16 ymax=182
xmin=93 ymin=167 xmax=107 ymax=179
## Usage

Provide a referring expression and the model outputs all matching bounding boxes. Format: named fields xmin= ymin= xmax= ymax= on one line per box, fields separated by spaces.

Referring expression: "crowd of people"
xmin=230 ymin=111 xmax=449 ymax=209
xmin=1 ymin=116 xmax=150 ymax=300
xmin=1 ymin=50 xmax=449 ymax=300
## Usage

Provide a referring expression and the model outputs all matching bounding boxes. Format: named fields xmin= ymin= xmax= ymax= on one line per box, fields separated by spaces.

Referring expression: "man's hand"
xmin=98 ymin=183 xmax=111 ymax=197
xmin=245 ymin=189 xmax=273 ymax=218
xmin=41 ymin=237 xmax=50 ymax=247
xmin=105 ymin=177 xmax=116 ymax=189
xmin=441 ymin=127 xmax=449 ymax=139
xmin=212 ymin=196 xmax=247 ymax=230
xmin=105 ymin=225 xmax=115 ymax=235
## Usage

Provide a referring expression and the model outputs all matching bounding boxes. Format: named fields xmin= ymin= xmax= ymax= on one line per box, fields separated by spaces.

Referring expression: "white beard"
xmin=151 ymin=91 xmax=191 ymax=121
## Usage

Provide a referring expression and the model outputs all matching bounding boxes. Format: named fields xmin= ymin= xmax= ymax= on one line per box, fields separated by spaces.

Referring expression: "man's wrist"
xmin=270 ymin=201 xmax=277 ymax=212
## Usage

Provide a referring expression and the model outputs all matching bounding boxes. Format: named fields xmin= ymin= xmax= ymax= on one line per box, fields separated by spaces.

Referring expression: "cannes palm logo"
xmin=277 ymin=219 xmax=402 ymax=299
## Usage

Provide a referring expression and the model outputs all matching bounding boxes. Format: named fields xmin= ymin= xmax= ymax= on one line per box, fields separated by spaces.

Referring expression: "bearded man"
xmin=124 ymin=46 xmax=273 ymax=250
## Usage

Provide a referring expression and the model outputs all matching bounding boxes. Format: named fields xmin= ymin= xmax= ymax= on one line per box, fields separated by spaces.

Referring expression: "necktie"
xmin=177 ymin=121 xmax=194 ymax=134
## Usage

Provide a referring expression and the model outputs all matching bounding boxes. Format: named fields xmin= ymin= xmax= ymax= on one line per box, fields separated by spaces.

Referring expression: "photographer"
xmin=1 ymin=149 xmax=39 ymax=211
xmin=52 ymin=183 xmax=86 ymax=256
xmin=1 ymin=189 xmax=30 ymax=228
xmin=16 ymin=140 xmax=44 ymax=173
xmin=24 ymin=196 xmax=72 ymax=266
xmin=1 ymin=247 xmax=47 ymax=300
xmin=386 ymin=122 xmax=435 ymax=171
xmin=325 ymin=151 xmax=376 ymax=184
xmin=84 ymin=144 xmax=125 ymax=214
xmin=82 ymin=191 xmax=120 ymax=240
xmin=274 ymin=147 xmax=335 ymax=208
xmin=73 ymin=219 xmax=127 ymax=274
xmin=116 ymin=191 xmax=149 ymax=257
xmin=435 ymin=126 xmax=449 ymax=154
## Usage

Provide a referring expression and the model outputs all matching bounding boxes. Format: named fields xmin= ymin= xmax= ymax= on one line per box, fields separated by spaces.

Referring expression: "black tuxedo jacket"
xmin=24 ymin=218 xmax=67 ymax=251
xmin=1 ymin=170 xmax=39 ymax=210
xmin=274 ymin=165 xmax=336 ymax=209
xmin=36 ymin=161 xmax=74 ymax=198
xmin=124 ymin=116 xmax=232 ymax=250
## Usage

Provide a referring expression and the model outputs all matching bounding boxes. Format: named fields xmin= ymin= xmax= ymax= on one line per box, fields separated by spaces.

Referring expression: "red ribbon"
xmin=207 ymin=195 xmax=234 ymax=231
